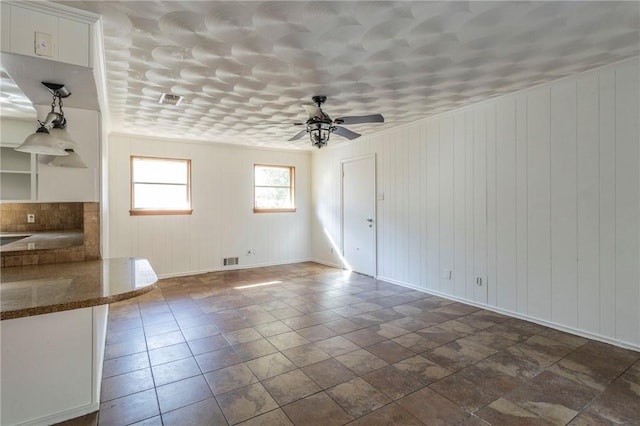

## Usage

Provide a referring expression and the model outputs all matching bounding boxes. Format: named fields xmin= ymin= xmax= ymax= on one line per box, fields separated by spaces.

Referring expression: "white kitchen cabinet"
xmin=58 ymin=16 xmax=91 ymax=67
xmin=0 ymin=147 xmax=37 ymax=201
xmin=1 ymin=118 xmax=38 ymax=201
xmin=1 ymin=306 xmax=108 ymax=426
xmin=1 ymin=3 xmax=11 ymax=53
xmin=1 ymin=2 xmax=94 ymax=67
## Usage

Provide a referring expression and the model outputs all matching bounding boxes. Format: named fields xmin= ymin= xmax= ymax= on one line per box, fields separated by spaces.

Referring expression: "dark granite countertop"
xmin=0 ymin=230 xmax=84 ymax=252
xmin=0 ymin=257 xmax=158 ymax=320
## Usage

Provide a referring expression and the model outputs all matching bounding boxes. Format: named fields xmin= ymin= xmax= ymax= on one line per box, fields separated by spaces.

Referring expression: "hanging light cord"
xmin=57 ymin=93 xmax=64 ymax=118
xmin=55 ymin=93 xmax=67 ymax=128
xmin=41 ymin=92 xmax=66 ymax=128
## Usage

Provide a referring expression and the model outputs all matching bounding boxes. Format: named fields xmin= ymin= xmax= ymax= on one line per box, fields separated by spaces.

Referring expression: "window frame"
xmin=129 ymin=155 xmax=193 ymax=216
xmin=253 ymin=164 xmax=296 ymax=213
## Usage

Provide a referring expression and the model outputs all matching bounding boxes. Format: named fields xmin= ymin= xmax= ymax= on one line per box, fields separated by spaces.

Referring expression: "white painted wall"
xmin=311 ymin=58 xmax=640 ymax=348
xmin=108 ymin=135 xmax=311 ymax=277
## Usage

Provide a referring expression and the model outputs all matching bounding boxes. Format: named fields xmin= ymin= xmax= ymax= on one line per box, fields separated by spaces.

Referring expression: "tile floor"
xmin=58 ymin=262 xmax=640 ymax=426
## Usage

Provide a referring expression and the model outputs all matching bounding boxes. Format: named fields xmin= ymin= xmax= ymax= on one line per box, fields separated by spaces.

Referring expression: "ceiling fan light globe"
xmin=309 ymin=121 xmax=331 ymax=148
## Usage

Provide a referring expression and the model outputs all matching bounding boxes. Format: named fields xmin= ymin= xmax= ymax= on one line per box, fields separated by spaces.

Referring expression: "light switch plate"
xmin=35 ymin=32 xmax=54 ymax=57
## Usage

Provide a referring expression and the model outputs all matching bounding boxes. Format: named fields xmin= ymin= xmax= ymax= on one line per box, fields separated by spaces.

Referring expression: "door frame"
xmin=341 ymin=154 xmax=377 ymax=277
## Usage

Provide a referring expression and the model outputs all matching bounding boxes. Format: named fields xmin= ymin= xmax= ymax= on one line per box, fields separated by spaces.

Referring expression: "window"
xmin=130 ymin=156 xmax=192 ymax=215
xmin=254 ymin=164 xmax=295 ymax=212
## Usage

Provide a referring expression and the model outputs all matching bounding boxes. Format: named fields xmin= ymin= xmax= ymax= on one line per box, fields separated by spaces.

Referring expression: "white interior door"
xmin=342 ymin=156 xmax=376 ymax=276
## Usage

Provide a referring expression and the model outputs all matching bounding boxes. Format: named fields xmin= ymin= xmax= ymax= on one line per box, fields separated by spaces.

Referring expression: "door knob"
xmin=366 ymin=218 xmax=374 ymax=222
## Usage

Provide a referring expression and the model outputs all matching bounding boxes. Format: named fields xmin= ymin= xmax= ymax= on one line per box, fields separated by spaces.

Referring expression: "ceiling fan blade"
xmin=333 ymin=126 xmax=361 ymax=140
xmin=303 ymin=104 xmax=323 ymax=118
xmin=288 ymin=129 xmax=308 ymax=141
xmin=334 ymin=114 xmax=384 ymax=125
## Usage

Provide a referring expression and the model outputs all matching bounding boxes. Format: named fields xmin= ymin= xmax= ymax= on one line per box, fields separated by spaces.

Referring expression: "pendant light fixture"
xmin=15 ymin=82 xmax=86 ymax=168
xmin=49 ymin=149 xmax=87 ymax=168
xmin=15 ymin=113 xmax=68 ymax=155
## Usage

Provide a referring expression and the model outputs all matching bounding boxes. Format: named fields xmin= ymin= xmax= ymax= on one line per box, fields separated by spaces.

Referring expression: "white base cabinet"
xmin=0 ymin=305 xmax=108 ymax=426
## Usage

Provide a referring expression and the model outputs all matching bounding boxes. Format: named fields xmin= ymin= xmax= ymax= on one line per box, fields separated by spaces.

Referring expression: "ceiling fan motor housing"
xmin=312 ymin=95 xmax=327 ymax=106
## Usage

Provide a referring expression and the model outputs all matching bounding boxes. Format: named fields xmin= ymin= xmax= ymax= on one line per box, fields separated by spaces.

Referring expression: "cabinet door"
xmin=59 ymin=17 xmax=90 ymax=67
xmin=9 ymin=7 xmax=58 ymax=59
xmin=1 ymin=3 xmax=10 ymax=53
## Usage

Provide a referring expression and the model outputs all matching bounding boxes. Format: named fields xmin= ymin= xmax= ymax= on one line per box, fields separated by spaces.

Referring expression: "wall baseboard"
xmin=156 ymin=258 xmax=320 ymax=279
xmin=153 ymin=260 xmax=638 ymax=351
xmin=309 ymin=258 xmax=344 ymax=269
xmin=377 ymin=275 xmax=640 ymax=352
xmin=12 ymin=402 xmax=98 ymax=426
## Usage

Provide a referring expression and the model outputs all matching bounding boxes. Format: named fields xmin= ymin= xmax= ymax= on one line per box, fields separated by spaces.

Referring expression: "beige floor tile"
xmin=216 ymin=383 xmax=279 ymax=425
xmin=100 ymin=368 xmax=155 ymax=402
xmin=245 ymin=352 xmax=297 ymax=380
xmin=204 ymin=363 xmax=259 ymax=395
xmin=161 ymin=397 xmax=227 ymax=426
xmin=335 ymin=349 xmax=388 ymax=375
xmin=397 ymin=387 xmax=468 ymax=425
xmin=302 ymin=358 xmax=358 ymax=389
xmin=346 ymin=403 xmax=423 ymax=425
xmin=98 ymin=389 xmax=159 ymax=426
xmin=314 ymin=335 xmax=360 ymax=357
xmin=156 ymin=375 xmax=213 ymax=413
xmin=236 ymin=408 xmax=292 ymax=426
xmin=282 ymin=343 xmax=331 ymax=367
xmin=79 ymin=262 xmax=639 ymax=426
xmin=365 ymin=340 xmax=415 ymax=363
xmin=151 ymin=357 xmax=201 ymax=387
xmin=392 ymin=354 xmax=452 ymax=386
xmin=504 ymin=371 xmax=600 ymax=425
xmin=476 ymin=398 xmax=553 ymax=426
xmin=429 ymin=372 xmax=501 ymax=412
xmin=326 ymin=377 xmax=391 ymax=418
xmin=362 ymin=365 xmax=424 ymax=400
xmin=267 ymin=331 xmax=310 ymax=351
xmin=282 ymin=392 xmax=352 ymax=426
xmin=262 ymin=369 xmax=321 ymax=405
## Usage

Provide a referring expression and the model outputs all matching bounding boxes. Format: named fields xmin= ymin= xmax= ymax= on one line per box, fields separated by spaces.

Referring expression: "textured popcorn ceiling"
xmin=65 ymin=1 xmax=639 ymax=149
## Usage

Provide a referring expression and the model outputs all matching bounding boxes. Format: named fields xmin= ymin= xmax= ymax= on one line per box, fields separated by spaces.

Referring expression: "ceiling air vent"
xmin=158 ymin=93 xmax=183 ymax=106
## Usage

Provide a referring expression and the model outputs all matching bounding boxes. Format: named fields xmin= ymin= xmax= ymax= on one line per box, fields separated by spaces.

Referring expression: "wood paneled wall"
xmin=311 ymin=59 xmax=640 ymax=348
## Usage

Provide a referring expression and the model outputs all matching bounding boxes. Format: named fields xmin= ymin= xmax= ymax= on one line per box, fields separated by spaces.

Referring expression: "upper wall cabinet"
xmin=0 ymin=118 xmax=37 ymax=201
xmin=0 ymin=2 xmax=96 ymax=67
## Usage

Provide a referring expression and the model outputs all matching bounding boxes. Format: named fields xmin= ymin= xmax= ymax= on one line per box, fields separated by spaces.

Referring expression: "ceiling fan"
xmin=289 ymin=96 xmax=384 ymax=148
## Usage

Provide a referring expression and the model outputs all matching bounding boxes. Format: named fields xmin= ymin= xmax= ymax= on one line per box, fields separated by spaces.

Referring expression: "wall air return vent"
xmin=223 ymin=257 xmax=239 ymax=266
xmin=158 ymin=93 xmax=183 ymax=106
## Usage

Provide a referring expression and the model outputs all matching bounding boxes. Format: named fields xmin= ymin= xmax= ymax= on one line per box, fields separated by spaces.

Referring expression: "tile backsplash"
xmin=0 ymin=202 xmax=100 ymax=266
xmin=1 ymin=202 xmax=83 ymax=232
